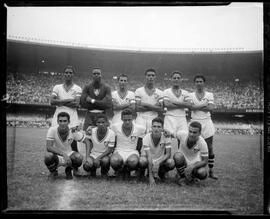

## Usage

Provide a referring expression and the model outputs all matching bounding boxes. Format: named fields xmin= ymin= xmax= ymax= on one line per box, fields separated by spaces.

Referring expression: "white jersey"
xmin=143 ymin=133 xmax=171 ymax=161
xmin=51 ymin=83 xmax=82 ymax=128
xmin=176 ymin=130 xmax=208 ymax=166
xmin=46 ymin=126 xmax=86 ymax=156
xmin=188 ymin=91 xmax=214 ymax=120
xmin=135 ymin=87 xmax=164 ymax=118
xmin=111 ymin=90 xmax=135 ymax=124
xmin=111 ymin=123 xmax=146 ymax=153
xmin=163 ymin=88 xmax=189 ymax=117
xmin=88 ymin=127 xmax=115 ymax=154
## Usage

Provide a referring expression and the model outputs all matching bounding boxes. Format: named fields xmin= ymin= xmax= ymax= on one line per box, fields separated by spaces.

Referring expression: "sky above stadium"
xmin=6 ymin=2 xmax=263 ymax=52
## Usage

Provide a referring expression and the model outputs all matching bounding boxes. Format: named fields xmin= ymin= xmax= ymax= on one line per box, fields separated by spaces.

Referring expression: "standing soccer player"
xmin=163 ymin=71 xmax=190 ymax=144
xmin=80 ymin=68 xmax=113 ymax=131
xmin=110 ymin=109 xmax=146 ymax=178
xmin=188 ymin=75 xmax=218 ymax=179
xmin=50 ymin=65 xmax=82 ymax=175
xmin=83 ymin=114 xmax=115 ymax=177
xmin=173 ymin=121 xmax=209 ymax=185
xmin=111 ymin=74 xmax=136 ymax=126
xmin=134 ymin=68 xmax=164 ymax=133
xmin=142 ymin=117 xmax=175 ymax=185
xmin=44 ymin=112 xmax=91 ymax=180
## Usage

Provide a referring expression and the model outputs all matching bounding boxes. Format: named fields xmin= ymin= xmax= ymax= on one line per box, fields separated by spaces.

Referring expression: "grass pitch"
xmin=6 ymin=127 xmax=263 ymax=214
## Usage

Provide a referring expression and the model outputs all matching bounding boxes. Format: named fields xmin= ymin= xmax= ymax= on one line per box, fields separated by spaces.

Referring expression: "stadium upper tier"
xmin=7 ymin=40 xmax=263 ymax=82
xmin=6 ymin=73 xmax=263 ymax=110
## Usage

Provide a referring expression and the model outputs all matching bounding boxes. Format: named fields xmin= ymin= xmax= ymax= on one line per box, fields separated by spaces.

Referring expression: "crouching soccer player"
xmin=83 ymin=114 xmax=115 ymax=178
xmin=142 ymin=117 xmax=175 ymax=185
xmin=44 ymin=112 xmax=91 ymax=180
xmin=173 ymin=121 xmax=209 ymax=186
xmin=110 ymin=108 xmax=146 ymax=179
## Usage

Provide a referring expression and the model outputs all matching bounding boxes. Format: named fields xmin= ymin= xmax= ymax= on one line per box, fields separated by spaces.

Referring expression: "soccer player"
xmin=173 ymin=121 xmax=209 ymax=185
xmin=187 ymin=75 xmax=218 ymax=179
xmin=163 ymin=71 xmax=191 ymax=148
xmin=110 ymin=108 xmax=146 ymax=178
xmin=83 ymin=114 xmax=115 ymax=177
xmin=44 ymin=112 xmax=91 ymax=180
xmin=50 ymin=65 xmax=82 ymax=175
xmin=142 ymin=117 xmax=175 ymax=185
xmin=111 ymin=74 xmax=136 ymax=126
xmin=134 ymin=68 xmax=164 ymax=133
xmin=80 ymin=68 xmax=113 ymax=131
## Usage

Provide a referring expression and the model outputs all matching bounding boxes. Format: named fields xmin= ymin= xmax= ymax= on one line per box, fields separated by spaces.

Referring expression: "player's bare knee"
xmin=110 ymin=154 xmax=123 ymax=170
xmin=101 ymin=156 xmax=110 ymax=168
xmin=83 ymin=159 xmax=94 ymax=172
xmin=44 ymin=152 xmax=59 ymax=166
xmin=194 ymin=167 xmax=208 ymax=180
xmin=165 ymin=158 xmax=175 ymax=170
xmin=70 ymin=152 xmax=83 ymax=168
xmin=173 ymin=152 xmax=185 ymax=167
xmin=139 ymin=156 xmax=148 ymax=169
xmin=126 ymin=155 xmax=139 ymax=170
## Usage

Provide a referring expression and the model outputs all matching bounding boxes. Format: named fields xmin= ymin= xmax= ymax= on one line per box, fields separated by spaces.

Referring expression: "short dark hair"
xmin=189 ymin=121 xmax=202 ymax=132
xmin=96 ymin=114 xmax=108 ymax=122
xmin=64 ymin=65 xmax=75 ymax=74
xmin=145 ymin=68 xmax=156 ymax=76
xmin=57 ymin=112 xmax=70 ymax=122
xmin=152 ymin=117 xmax=164 ymax=127
xmin=171 ymin=71 xmax=183 ymax=78
xmin=92 ymin=68 xmax=101 ymax=73
xmin=121 ymin=108 xmax=133 ymax=117
xmin=194 ymin=75 xmax=206 ymax=82
xmin=118 ymin=74 xmax=128 ymax=81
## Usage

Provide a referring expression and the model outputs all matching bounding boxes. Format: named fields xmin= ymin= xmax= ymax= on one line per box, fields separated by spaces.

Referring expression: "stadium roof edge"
xmin=6 ymin=39 xmax=263 ymax=55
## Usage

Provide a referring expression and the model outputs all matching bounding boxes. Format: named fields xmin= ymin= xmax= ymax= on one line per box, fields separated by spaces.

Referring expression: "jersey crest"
xmin=130 ymin=136 xmax=138 ymax=142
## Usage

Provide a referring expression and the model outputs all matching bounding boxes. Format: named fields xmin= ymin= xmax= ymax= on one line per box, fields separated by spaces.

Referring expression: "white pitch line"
xmin=55 ymin=180 xmax=80 ymax=210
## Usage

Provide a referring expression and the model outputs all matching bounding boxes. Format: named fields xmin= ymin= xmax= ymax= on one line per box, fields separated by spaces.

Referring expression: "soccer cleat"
xmin=209 ymin=170 xmax=218 ymax=180
xmin=177 ymin=177 xmax=186 ymax=186
xmin=209 ymin=174 xmax=218 ymax=180
xmin=65 ymin=167 xmax=73 ymax=180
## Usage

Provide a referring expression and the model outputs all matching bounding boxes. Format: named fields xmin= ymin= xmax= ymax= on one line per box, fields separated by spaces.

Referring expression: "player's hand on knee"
xmin=86 ymin=126 xmax=93 ymax=136
xmin=163 ymin=129 xmax=173 ymax=138
xmin=184 ymin=165 xmax=194 ymax=182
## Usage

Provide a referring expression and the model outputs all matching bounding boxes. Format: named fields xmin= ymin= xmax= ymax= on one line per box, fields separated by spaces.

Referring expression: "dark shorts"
xmin=83 ymin=111 xmax=104 ymax=130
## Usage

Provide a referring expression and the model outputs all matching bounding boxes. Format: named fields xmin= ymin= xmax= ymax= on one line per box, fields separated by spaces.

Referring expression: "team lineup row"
xmin=44 ymin=66 xmax=218 ymax=185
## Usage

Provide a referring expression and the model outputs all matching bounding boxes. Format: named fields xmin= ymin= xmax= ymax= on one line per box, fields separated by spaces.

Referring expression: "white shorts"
xmin=135 ymin=114 xmax=156 ymax=133
xmin=190 ymin=118 xmax=215 ymax=139
xmin=164 ymin=115 xmax=188 ymax=134
xmin=114 ymin=150 xmax=139 ymax=163
xmin=90 ymin=151 xmax=103 ymax=159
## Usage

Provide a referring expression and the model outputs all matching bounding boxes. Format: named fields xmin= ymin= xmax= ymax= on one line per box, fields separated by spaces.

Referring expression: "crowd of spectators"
xmin=6 ymin=72 xmax=264 ymax=110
